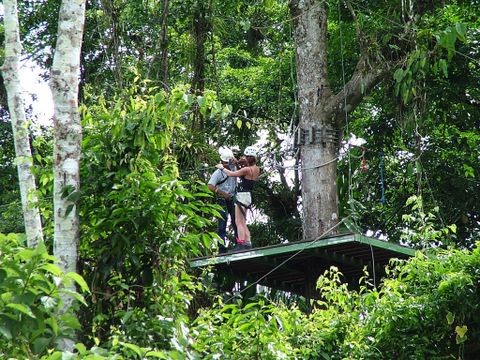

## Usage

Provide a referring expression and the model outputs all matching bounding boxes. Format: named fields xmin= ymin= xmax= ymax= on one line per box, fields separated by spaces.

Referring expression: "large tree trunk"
xmin=289 ymin=0 xmax=389 ymax=241
xmin=1 ymin=0 xmax=43 ymax=248
xmin=50 ymin=0 xmax=86 ymax=324
xmin=290 ymin=0 xmax=339 ymax=241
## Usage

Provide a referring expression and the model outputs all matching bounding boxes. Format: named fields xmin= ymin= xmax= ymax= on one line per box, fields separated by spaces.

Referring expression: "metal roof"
xmin=189 ymin=233 xmax=416 ymax=299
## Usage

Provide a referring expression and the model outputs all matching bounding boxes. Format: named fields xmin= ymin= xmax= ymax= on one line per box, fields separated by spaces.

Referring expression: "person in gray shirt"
xmin=208 ymin=147 xmax=238 ymax=253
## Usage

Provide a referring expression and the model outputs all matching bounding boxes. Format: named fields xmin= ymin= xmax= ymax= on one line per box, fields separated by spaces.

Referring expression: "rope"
xmin=338 ymin=0 xmax=352 ymax=201
xmin=378 ymin=151 xmax=386 ymax=204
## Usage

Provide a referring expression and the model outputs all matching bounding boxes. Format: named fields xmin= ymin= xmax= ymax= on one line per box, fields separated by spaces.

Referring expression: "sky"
xmin=19 ymin=61 xmax=54 ymax=125
xmin=1 ymin=4 xmax=54 ymax=125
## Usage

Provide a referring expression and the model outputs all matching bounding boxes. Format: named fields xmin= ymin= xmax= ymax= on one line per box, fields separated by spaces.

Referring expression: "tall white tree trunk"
xmin=289 ymin=0 xmax=389 ymax=241
xmin=50 ymin=0 xmax=86 ymax=314
xmin=1 ymin=0 xmax=43 ymax=248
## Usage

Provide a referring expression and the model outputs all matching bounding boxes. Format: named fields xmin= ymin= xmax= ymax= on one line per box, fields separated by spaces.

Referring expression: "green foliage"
xmin=394 ymin=20 xmax=469 ymax=104
xmin=0 ymin=121 xmax=24 ymax=234
xmin=5 ymin=1 xmax=480 ymax=357
xmin=0 ymin=233 xmax=87 ymax=357
xmin=347 ymin=246 xmax=480 ymax=359
xmin=78 ymin=82 xmax=221 ymax=348
xmin=189 ymin=244 xmax=480 ymax=359
xmin=340 ymin=3 xmax=480 ymax=245
xmin=191 ymin=298 xmax=300 ymax=359
xmin=400 ymin=195 xmax=458 ymax=248
xmin=31 ymin=128 xmax=55 ymax=241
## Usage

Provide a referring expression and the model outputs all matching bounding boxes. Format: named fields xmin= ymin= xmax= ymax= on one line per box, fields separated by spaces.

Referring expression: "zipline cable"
xmin=338 ymin=0 xmax=352 ymax=202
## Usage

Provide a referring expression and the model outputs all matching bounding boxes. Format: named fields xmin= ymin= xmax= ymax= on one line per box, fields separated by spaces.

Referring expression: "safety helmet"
xmin=244 ymin=146 xmax=258 ymax=157
xmin=219 ymin=147 xmax=234 ymax=162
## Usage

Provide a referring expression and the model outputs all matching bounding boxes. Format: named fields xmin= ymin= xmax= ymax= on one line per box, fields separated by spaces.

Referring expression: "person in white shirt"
xmin=208 ymin=147 xmax=238 ymax=253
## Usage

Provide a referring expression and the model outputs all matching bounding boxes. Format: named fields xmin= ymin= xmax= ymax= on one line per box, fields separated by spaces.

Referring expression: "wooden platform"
xmin=189 ymin=233 xmax=415 ymax=299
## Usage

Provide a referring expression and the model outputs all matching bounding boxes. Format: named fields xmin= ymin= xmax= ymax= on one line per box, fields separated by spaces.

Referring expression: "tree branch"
xmin=328 ymin=55 xmax=393 ymax=128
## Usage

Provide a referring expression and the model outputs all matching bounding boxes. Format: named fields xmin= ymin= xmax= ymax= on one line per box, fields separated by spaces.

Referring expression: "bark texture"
xmin=1 ymin=0 xmax=44 ymax=248
xmin=101 ymin=0 xmax=123 ymax=87
xmin=289 ymin=0 xmax=389 ymax=241
xmin=156 ymin=0 xmax=170 ymax=89
xmin=50 ymin=0 xmax=86 ymax=299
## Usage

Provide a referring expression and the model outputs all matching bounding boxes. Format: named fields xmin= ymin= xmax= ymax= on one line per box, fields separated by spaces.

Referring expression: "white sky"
xmin=1 ymin=4 xmax=54 ymax=125
xmin=19 ymin=60 xmax=54 ymax=125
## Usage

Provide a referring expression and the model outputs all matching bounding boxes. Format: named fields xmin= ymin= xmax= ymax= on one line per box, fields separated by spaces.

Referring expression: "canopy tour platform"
xmin=190 ymin=233 xmax=416 ymax=299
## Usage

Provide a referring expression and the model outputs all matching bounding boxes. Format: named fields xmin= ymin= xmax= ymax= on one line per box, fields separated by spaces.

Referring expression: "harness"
xmin=216 ymin=174 xmax=229 ymax=187
xmin=215 ymin=172 xmax=234 ymax=207
xmin=234 ymin=167 xmax=256 ymax=217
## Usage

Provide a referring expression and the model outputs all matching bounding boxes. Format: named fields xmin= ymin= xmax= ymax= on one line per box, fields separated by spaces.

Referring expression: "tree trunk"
xmin=50 ymin=0 xmax=86 ymax=329
xmin=101 ymin=0 xmax=123 ymax=87
xmin=290 ymin=0 xmax=339 ymax=240
xmin=289 ymin=0 xmax=390 ymax=241
xmin=1 ymin=0 xmax=43 ymax=248
xmin=191 ymin=0 xmax=209 ymax=129
xmin=157 ymin=0 xmax=170 ymax=89
xmin=192 ymin=0 xmax=207 ymax=96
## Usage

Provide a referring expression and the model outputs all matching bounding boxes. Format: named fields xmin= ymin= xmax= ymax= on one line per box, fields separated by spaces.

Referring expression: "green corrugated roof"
xmin=189 ymin=233 xmax=416 ymax=299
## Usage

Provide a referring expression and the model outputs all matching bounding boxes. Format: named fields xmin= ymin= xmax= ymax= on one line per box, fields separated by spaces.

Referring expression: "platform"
xmin=189 ymin=233 xmax=416 ymax=299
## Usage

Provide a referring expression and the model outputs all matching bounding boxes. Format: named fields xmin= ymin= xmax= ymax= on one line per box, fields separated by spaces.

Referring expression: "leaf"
xmin=145 ymin=350 xmax=168 ymax=359
xmin=455 ymin=23 xmax=467 ymax=42
xmin=0 ymin=324 xmax=12 ymax=340
xmin=236 ymin=119 xmax=242 ymax=129
xmin=320 ymin=351 xmax=331 ymax=360
xmin=240 ymin=20 xmax=251 ymax=31
xmin=6 ymin=303 xmax=36 ymax=318
xmin=393 ymin=69 xmax=404 ymax=83
xmin=40 ymin=263 xmax=63 ymax=276
xmin=15 ymin=248 xmax=34 ymax=261
xmin=197 ymin=96 xmax=206 ymax=108
xmin=65 ymin=272 xmax=90 ymax=293
xmin=463 ymin=164 xmax=474 ymax=178
xmin=66 ymin=190 xmax=81 ymax=203
xmin=213 ymin=101 xmax=222 ymax=112
xmin=439 ymin=59 xmax=448 ymax=77
xmin=65 ymin=204 xmax=75 ymax=217
xmin=344 ymin=217 xmax=362 ymax=234
xmin=446 ymin=311 xmax=455 ymax=325
xmin=75 ymin=343 xmax=87 ymax=355
xmin=455 ymin=325 xmax=468 ymax=338
xmin=243 ymin=302 xmax=259 ymax=310
xmin=60 ymin=314 xmax=82 ymax=330
xmin=33 ymin=337 xmax=51 ymax=354
xmin=60 ymin=184 xmax=75 ymax=199
xmin=448 ymin=224 xmax=457 ymax=234
xmin=238 ymin=322 xmax=252 ymax=332
xmin=46 ymin=317 xmax=59 ymax=335
xmin=182 ymin=93 xmax=193 ymax=105
xmin=120 ymin=342 xmax=144 ymax=357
